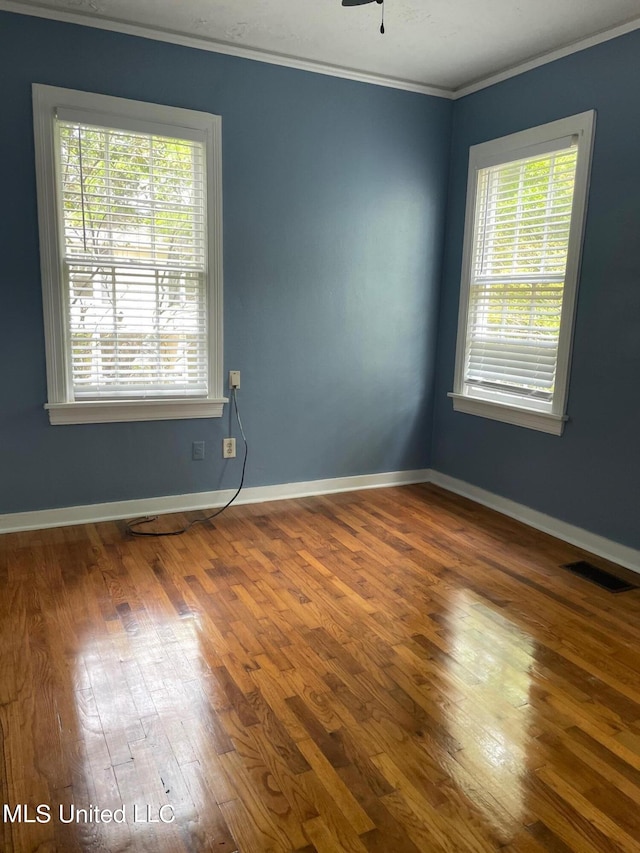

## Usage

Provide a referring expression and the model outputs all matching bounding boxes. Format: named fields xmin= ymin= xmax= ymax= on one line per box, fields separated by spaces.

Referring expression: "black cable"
xmin=126 ymin=388 xmax=248 ymax=537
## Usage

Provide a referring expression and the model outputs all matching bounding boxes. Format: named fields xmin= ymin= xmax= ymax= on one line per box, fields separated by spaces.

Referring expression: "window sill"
xmin=448 ymin=393 xmax=567 ymax=435
xmin=45 ymin=398 xmax=227 ymax=425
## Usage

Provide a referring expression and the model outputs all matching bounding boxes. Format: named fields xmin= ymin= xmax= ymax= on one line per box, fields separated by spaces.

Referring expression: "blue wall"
xmin=432 ymin=30 xmax=640 ymax=550
xmin=0 ymin=11 xmax=451 ymax=513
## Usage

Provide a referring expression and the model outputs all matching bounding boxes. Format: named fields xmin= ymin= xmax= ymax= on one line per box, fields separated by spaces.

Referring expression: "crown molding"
xmin=1 ymin=2 xmax=639 ymax=102
xmin=453 ymin=15 xmax=640 ymax=99
xmin=0 ymin=1 xmax=452 ymax=99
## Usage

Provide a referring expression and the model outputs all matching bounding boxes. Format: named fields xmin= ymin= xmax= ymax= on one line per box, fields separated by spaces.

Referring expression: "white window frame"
xmin=32 ymin=84 xmax=226 ymax=425
xmin=449 ymin=111 xmax=596 ymax=436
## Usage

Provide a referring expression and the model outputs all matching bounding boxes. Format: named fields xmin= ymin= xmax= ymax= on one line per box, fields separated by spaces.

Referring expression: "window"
xmin=449 ymin=112 xmax=595 ymax=435
xmin=33 ymin=85 xmax=225 ymax=424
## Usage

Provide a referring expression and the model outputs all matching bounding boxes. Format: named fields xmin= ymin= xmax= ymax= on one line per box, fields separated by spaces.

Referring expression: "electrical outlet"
xmin=229 ymin=370 xmax=241 ymax=389
xmin=223 ymin=438 xmax=236 ymax=459
xmin=192 ymin=441 xmax=205 ymax=461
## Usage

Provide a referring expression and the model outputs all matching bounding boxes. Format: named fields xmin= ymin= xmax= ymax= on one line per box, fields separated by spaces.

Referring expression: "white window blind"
xmin=58 ymin=120 xmax=208 ymax=399
xmin=463 ymin=144 xmax=578 ymax=409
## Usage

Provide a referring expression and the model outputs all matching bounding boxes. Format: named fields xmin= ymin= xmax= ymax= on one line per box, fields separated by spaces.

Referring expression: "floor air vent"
xmin=562 ymin=560 xmax=637 ymax=593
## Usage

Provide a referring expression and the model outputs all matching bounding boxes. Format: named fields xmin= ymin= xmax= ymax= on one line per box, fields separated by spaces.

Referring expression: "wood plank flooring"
xmin=2 ymin=483 xmax=640 ymax=852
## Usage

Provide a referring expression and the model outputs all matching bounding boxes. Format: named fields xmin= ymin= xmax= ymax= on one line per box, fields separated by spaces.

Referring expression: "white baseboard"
xmin=0 ymin=469 xmax=431 ymax=535
xmin=3 ymin=467 xmax=638 ymax=574
xmin=429 ymin=470 xmax=640 ymax=573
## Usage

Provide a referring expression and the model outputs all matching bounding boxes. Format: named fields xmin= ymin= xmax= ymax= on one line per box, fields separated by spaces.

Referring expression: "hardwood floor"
xmin=2 ymin=484 xmax=640 ymax=852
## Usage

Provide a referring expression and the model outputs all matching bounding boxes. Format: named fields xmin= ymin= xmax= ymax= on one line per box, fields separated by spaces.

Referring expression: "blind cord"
xmin=126 ymin=387 xmax=248 ymax=537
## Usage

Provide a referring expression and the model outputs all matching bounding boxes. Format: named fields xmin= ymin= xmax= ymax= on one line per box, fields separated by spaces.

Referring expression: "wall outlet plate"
xmin=229 ymin=370 xmax=240 ymax=389
xmin=223 ymin=438 xmax=236 ymax=458
xmin=192 ymin=441 xmax=205 ymax=460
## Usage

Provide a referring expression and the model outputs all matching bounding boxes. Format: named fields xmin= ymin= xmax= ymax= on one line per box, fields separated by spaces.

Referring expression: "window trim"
xmin=449 ymin=111 xmax=596 ymax=436
xmin=32 ymin=84 xmax=226 ymax=424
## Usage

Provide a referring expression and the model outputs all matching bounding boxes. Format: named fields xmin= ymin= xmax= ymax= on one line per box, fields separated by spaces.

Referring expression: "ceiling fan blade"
xmin=341 ymin=0 xmax=380 ymax=6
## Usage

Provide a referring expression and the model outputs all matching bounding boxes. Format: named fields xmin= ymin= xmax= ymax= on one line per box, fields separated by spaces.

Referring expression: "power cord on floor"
xmin=126 ymin=388 xmax=248 ymax=537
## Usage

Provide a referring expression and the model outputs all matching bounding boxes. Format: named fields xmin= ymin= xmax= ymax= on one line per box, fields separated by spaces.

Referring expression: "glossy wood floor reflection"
xmin=2 ymin=485 xmax=640 ymax=852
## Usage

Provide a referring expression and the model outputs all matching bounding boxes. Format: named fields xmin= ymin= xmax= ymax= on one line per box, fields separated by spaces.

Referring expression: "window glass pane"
xmin=464 ymin=148 xmax=578 ymax=403
xmin=67 ymin=264 xmax=207 ymax=397
xmin=58 ymin=121 xmax=208 ymax=398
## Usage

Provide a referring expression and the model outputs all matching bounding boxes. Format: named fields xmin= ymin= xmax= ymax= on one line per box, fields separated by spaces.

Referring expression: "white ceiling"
xmin=4 ymin=0 xmax=640 ymax=94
